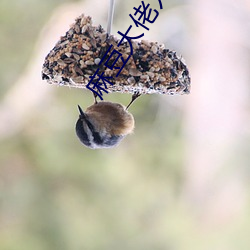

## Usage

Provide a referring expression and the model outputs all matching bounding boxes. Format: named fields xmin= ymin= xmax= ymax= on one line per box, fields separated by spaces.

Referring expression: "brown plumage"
xmin=85 ymin=102 xmax=134 ymax=136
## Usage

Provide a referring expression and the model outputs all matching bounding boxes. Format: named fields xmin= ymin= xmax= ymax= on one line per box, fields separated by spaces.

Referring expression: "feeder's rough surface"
xmin=42 ymin=14 xmax=190 ymax=95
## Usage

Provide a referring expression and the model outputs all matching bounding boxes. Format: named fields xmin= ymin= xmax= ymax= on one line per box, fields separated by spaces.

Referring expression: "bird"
xmin=75 ymin=100 xmax=136 ymax=149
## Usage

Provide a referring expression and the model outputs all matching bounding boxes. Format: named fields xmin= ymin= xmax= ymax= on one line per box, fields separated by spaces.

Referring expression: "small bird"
xmin=75 ymin=101 xmax=135 ymax=149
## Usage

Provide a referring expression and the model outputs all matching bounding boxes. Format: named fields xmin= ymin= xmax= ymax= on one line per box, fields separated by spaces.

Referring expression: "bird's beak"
xmin=77 ymin=105 xmax=86 ymax=119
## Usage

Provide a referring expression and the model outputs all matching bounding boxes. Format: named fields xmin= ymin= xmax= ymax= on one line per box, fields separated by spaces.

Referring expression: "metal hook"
xmin=107 ymin=0 xmax=115 ymax=34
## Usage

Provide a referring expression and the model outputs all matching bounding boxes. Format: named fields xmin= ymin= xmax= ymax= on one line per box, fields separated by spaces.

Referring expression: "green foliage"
xmin=0 ymin=0 xmax=71 ymax=97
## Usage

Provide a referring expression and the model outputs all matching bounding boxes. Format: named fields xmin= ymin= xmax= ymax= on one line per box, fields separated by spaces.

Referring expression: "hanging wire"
xmin=107 ymin=0 xmax=115 ymax=34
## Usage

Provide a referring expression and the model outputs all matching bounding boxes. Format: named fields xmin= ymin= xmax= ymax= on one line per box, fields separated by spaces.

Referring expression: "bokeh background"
xmin=1 ymin=0 xmax=250 ymax=249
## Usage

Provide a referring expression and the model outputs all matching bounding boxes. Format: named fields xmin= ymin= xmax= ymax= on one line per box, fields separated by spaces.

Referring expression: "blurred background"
xmin=1 ymin=0 xmax=250 ymax=249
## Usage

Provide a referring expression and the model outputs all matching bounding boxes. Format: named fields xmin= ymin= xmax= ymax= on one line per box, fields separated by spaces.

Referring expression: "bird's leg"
xmin=93 ymin=92 xmax=98 ymax=104
xmin=126 ymin=92 xmax=141 ymax=110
